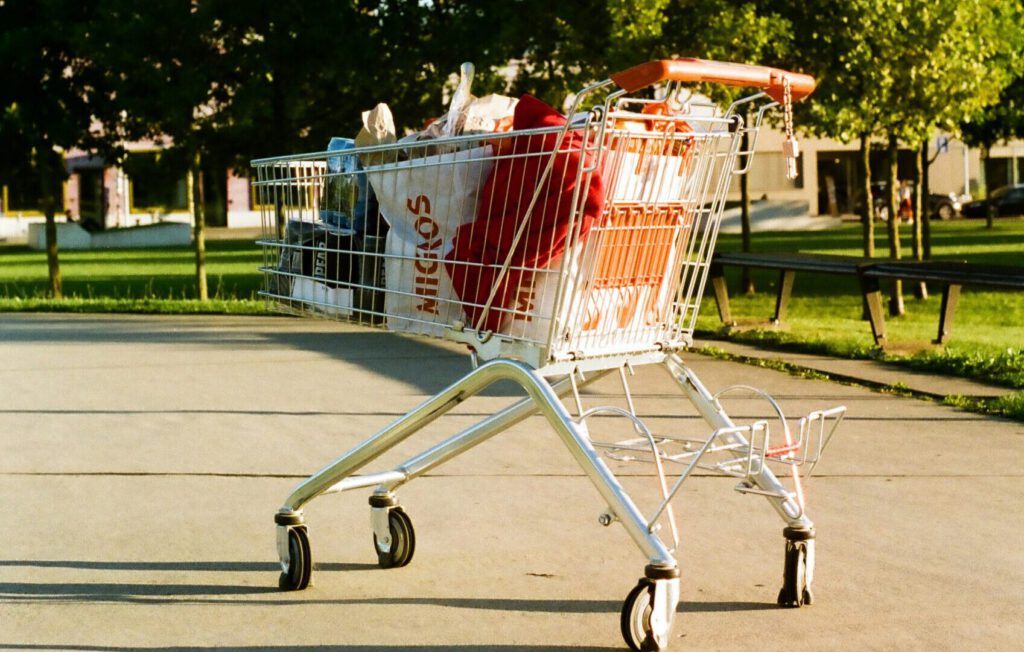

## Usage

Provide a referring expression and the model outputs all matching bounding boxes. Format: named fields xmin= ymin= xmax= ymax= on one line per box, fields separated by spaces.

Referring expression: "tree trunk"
xmin=911 ymin=141 xmax=927 ymax=299
xmin=886 ymin=134 xmax=904 ymax=316
xmin=860 ymin=135 xmax=875 ymax=258
xmin=982 ymin=146 xmax=994 ymax=229
xmin=740 ymin=117 xmax=754 ymax=296
xmin=189 ymin=150 xmax=209 ymax=301
xmin=39 ymin=159 xmax=63 ymax=299
xmin=920 ymin=140 xmax=932 ymax=260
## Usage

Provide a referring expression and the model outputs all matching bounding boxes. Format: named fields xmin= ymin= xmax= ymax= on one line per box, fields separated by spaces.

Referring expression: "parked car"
xmin=867 ymin=182 xmax=961 ymax=221
xmin=872 ymin=183 xmax=958 ymax=221
xmin=961 ymin=183 xmax=1024 ymax=219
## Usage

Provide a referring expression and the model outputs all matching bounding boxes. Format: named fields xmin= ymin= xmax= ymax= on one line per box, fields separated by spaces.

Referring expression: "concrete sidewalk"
xmin=1 ymin=314 xmax=1021 ymax=651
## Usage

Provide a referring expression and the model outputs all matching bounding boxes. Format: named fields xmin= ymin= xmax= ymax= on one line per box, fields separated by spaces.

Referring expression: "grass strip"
xmin=0 ymin=297 xmax=272 ymax=315
xmin=694 ymin=344 xmax=1024 ymax=422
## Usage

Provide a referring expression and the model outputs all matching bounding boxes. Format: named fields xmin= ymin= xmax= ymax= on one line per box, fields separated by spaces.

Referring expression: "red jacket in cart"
xmin=446 ymin=94 xmax=606 ymax=332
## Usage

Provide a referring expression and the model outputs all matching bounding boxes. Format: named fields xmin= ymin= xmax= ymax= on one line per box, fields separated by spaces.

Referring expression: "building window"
xmin=2 ymin=168 xmax=65 ymax=216
xmin=124 ymin=151 xmax=188 ymax=213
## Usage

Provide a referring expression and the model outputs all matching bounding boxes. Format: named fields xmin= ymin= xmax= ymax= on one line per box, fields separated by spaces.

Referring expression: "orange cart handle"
xmin=610 ymin=58 xmax=816 ymax=103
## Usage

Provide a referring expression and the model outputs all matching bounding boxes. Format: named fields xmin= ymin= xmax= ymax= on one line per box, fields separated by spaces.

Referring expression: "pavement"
xmin=1 ymin=313 xmax=1022 ymax=651
xmin=717 ymin=200 xmax=843 ymax=234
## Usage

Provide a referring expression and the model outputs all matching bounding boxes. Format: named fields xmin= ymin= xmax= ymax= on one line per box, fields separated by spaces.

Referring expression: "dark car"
xmin=961 ymin=183 xmax=1024 ymax=219
xmin=867 ymin=182 xmax=961 ymax=221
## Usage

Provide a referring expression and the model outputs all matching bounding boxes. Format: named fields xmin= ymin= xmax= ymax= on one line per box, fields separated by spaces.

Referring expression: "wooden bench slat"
xmin=712 ymin=252 xmax=865 ymax=275
xmin=859 ymin=261 xmax=1024 ymax=290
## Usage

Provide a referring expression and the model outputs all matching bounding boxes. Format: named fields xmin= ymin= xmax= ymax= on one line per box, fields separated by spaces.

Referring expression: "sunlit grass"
xmin=0 ymin=239 xmax=265 ymax=301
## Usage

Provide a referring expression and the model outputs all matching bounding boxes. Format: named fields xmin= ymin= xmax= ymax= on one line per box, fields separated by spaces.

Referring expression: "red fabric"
xmin=446 ymin=94 xmax=605 ymax=331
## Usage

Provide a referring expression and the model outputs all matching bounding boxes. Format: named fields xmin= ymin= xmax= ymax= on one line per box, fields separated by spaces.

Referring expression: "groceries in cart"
xmin=260 ymin=61 xmax=705 ymax=344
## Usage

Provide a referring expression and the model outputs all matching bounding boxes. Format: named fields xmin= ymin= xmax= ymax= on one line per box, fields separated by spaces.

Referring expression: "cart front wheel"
xmin=279 ymin=526 xmax=312 ymax=591
xmin=777 ymin=539 xmax=810 ymax=607
xmin=621 ymin=579 xmax=665 ymax=651
xmin=374 ymin=507 xmax=415 ymax=569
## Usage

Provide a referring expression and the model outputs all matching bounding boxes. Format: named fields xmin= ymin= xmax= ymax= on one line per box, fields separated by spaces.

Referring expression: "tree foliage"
xmin=6 ymin=0 xmax=1024 ymax=305
xmin=0 ymin=0 xmax=118 ymax=298
xmin=787 ymin=0 xmax=1022 ymax=143
xmin=961 ymin=75 xmax=1024 ymax=151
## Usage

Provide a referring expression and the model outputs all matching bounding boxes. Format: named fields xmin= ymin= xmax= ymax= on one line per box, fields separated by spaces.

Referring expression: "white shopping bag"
xmin=365 ymin=145 xmax=494 ymax=336
xmin=291 ymin=277 xmax=354 ymax=317
xmin=496 ymin=250 xmax=577 ymax=344
xmin=607 ymin=147 xmax=692 ymax=203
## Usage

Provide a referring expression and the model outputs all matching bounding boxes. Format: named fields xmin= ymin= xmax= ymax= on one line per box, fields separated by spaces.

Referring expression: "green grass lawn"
xmin=698 ymin=217 xmax=1024 ymax=411
xmin=0 ymin=238 xmax=269 ymax=313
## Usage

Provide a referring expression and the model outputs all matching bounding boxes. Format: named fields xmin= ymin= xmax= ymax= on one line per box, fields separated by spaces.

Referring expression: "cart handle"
xmin=610 ymin=58 xmax=816 ymax=103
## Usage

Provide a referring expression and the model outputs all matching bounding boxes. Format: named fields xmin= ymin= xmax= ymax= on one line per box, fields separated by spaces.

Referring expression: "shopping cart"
xmin=253 ymin=58 xmax=845 ymax=651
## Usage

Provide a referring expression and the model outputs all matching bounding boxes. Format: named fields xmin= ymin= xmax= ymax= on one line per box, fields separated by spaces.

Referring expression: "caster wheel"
xmin=374 ymin=507 xmax=415 ymax=569
xmin=777 ymin=539 xmax=809 ymax=608
xmin=279 ymin=526 xmax=312 ymax=591
xmin=621 ymin=579 xmax=663 ymax=652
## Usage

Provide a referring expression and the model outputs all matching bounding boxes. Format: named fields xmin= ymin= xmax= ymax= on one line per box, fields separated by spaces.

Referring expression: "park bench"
xmin=859 ymin=261 xmax=1024 ymax=346
xmin=709 ymin=252 xmax=1024 ymax=347
xmin=708 ymin=252 xmax=867 ymax=325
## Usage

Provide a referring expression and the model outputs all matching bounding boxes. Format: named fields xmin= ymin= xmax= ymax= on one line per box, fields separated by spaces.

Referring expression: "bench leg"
xmin=888 ymin=279 xmax=905 ymax=317
xmin=934 ymin=284 xmax=961 ymax=345
xmin=710 ymin=263 xmax=734 ymax=327
xmin=913 ymin=280 xmax=928 ymax=300
xmin=772 ymin=270 xmax=795 ymax=324
xmin=861 ymin=277 xmax=887 ymax=347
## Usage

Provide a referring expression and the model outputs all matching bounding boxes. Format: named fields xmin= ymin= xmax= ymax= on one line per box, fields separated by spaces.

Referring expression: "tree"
xmin=87 ymin=1 xmax=230 ymax=300
xmin=0 ymin=0 xmax=112 ymax=299
xmin=209 ymin=1 xmax=382 ymax=161
xmin=210 ymin=1 xmax=521 ymax=162
xmin=881 ymin=0 xmax=1020 ymax=267
xmin=875 ymin=0 xmax=1022 ymax=311
xmin=789 ymin=0 xmax=1022 ymax=315
xmin=961 ymin=74 xmax=1024 ymax=229
xmin=786 ymin=0 xmax=903 ymax=260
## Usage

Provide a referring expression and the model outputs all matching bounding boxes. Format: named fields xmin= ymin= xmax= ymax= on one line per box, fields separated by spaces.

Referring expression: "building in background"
xmin=742 ymin=130 xmax=1023 ymax=218
xmin=2 ymin=130 xmax=1023 ymax=242
xmin=0 ymin=142 xmax=260 ymax=242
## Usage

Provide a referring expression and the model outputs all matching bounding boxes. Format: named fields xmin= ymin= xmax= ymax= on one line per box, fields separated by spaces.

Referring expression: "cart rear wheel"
xmin=777 ymin=539 xmax=809 ymax=608
xmin=279 ymin=526 xmax=312 ymax=591
xmin=374 ymin=507 xmax=415 ymax=569
xmin=621 ymin=579 xmax=664 ymax=651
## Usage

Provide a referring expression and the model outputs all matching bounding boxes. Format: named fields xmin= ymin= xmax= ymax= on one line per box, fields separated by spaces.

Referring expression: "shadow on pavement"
xmin=0 ymin=642 xmax=622 ymax=646
xmin=0 ymin=578 xmax=774 ymax=614
xmin=0 ymin=315 xmax=511 ymax=397
xmin=0 ymin=560 xmax=374 ymax=572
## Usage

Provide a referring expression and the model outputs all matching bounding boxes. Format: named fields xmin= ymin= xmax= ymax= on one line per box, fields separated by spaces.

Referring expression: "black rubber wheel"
xmin=777 ymin=540 xmax=808 ymax=608
xmin=374 ymin=507 xmax=415 ymax=569
xmin=802 ymin=586 xmax=815 ymax=605
xmin=937 ymin=202 xmax=954 ymax=220
xmin=621 ymin=579 xmax=662 ymax=652
xmin=279 ymin=526 xmax=312 ymax=591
